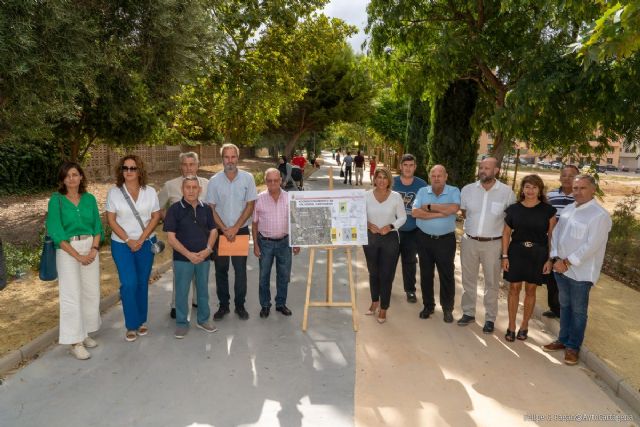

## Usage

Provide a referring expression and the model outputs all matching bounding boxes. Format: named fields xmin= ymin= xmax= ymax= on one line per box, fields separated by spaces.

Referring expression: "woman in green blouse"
xmin=46 ymin=162 xmax=103 ymax=360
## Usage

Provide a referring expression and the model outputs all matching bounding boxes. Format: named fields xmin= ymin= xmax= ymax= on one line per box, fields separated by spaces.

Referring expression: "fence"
xmin=82 ymin=143 xmax=253 ymax=179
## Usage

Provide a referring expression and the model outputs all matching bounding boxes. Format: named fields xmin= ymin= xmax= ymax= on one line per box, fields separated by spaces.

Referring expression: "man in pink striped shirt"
xmin=252 ymin=168 xmax=300 ymax=318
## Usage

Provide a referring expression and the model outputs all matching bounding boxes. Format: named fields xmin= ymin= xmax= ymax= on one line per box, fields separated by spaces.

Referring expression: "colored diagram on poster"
xmin=289 ymin=190 xmax=367 ymax=247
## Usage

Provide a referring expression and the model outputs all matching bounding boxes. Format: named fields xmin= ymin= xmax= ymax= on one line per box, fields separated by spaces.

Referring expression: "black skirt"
xmin=503 ymin=241 xmax=548 ymax=285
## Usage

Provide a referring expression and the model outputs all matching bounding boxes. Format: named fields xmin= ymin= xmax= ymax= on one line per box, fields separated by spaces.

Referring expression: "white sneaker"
xmin=70 ymin=344 xmax=91 ymax=360
xmin=83 ymin=336 xmax=98 ymax=348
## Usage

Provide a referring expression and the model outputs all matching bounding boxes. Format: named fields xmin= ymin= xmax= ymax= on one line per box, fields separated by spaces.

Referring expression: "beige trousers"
xmin=460 ymin=235 xmax=502 ymax=322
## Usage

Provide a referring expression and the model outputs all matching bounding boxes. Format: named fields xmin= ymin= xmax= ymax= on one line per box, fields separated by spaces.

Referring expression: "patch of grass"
xmin=4 ymin=242 xmax=41 ymax=279
xmin=604 ymin=191 xmax=640 ymax=290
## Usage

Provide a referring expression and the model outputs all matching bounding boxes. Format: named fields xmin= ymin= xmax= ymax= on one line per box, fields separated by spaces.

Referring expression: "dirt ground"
xmin=0 ymin=157 xmax=298 ymax=357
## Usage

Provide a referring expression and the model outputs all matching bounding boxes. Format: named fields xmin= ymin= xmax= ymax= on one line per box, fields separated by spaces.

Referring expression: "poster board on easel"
xmin=290 ymin=167 xmax=366 ymax=331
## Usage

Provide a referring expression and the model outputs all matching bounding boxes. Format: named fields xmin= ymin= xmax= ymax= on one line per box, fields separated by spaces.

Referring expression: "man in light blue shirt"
xmin=205 ymin=143 xmax=257 ymax=321
xmin=412 ymin=165 xmax=461 ymax=323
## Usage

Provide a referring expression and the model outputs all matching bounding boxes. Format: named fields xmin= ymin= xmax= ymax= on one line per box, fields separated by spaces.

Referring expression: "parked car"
xmin=621 ymin=166 xmax=629 ymax=172
xmin=551 ymin=161 xmax=563 ymax=169
xmin=605 ymin=165 xmax=618 ymax=171
xmin=596 ymin=165 xmax=606 ymax=173
xmin=537 ymin=160 xmax=551 ymax=169
xmin=635 ymin=168 xmax=640 ymax=174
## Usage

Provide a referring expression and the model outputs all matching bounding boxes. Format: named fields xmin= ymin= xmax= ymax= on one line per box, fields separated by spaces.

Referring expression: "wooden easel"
xmin=301 ymin=165 xmax=359 ymax=332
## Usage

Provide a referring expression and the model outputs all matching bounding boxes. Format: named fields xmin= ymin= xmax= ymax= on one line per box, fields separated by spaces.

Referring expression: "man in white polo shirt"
xmin=543 ymin=174 xmax=611 ymax=366
xmin=457 ymin=157 xmax=515 ymax=333
xmin=158 ymin=152 xmax=209 ymax=319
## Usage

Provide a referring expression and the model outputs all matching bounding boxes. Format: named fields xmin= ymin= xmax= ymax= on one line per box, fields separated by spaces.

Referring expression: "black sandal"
xmin=516 ymin=329 xmax=528 ymax=340
xmin=505 ymin=329 xmax=516 ymax=342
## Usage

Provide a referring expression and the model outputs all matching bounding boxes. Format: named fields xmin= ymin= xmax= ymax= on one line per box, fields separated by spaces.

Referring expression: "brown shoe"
xmin=542 ymin=341 xmax=565 ymax=352
xmin=564 ymin=349 xmax=579 ymax=365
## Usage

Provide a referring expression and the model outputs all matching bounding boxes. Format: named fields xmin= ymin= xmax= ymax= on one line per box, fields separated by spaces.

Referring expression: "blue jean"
xmin=173 ymin=260 xmax=211 ymax=327
xmin=257 ymin=236 xmax=292 ymax=308
xmin=555 ymin=273 xmax=593 ymax=351
xmin=111 ymin=240 xmax=155 ymax=331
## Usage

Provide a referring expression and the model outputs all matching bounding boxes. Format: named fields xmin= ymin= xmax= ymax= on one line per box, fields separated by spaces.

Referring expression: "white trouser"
xmin=460 ymin=236 xmax=502 ymax=322
xmin=56 ymin=237 xmax=101 ymax=344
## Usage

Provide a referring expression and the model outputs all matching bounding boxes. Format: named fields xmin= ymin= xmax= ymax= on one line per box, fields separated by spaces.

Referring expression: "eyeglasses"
xmin=121 ymin=166 xmax=138 ymax=172
xmin=183 ymin=176 xmax=198 ymax=181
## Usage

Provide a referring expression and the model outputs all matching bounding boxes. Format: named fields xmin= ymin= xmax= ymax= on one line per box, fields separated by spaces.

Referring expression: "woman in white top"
xmin=106 ymin=155 xmax=161 ymax=342
xmin=364 ymin=167 xmax=407 ymax=323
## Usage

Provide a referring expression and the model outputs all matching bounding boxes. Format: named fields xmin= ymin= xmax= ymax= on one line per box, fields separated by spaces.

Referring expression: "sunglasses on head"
xmin=183 ymin=175 xmax=198 ymax=181
xmin=121 ymin=166 xmax=138 ymax=172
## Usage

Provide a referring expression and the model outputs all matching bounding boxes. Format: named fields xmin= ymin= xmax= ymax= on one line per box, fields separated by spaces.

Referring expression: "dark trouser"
xmin=546 ymin=273 xmax=560 ymax=315
xmin=399 ymin=229 xmax=419 ymax=293
xmin=214 ymin=226 xmax=249 ymax=307
xmin=416 ymin=231 xmax=456 ymax=312
xmin=343 ymin=165 xmax=352 ymax=184
xmin=363 ymin=231 xmax=400 ymax=310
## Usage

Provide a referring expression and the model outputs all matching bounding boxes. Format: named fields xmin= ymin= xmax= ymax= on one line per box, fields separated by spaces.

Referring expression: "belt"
xmin=421 ymin=231 xmax=455 ymax=240
xmin=515 ymin=241 xmax=546 ymax=248
xmin=69 ymin=235 xmax=92 ymax=241
xmin=466 ymin=234 xmax=501 ymax=242
xmin=258 ymin=233 xmax=288 ymax=242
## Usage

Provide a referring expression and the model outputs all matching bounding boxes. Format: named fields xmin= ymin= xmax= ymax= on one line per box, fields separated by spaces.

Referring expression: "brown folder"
xmin=218 ymin=235 xmax=250 ymax=256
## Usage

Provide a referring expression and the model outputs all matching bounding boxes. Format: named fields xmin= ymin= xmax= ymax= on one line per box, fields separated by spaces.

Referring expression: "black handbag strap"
xmin=119 ymin=186 xmax=147 ymax=234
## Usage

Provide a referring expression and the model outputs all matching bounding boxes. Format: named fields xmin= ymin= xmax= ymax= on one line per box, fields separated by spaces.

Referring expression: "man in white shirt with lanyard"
xmin=543 ymin=174 xmax=611 ymax=366
xmin=457 ymin=157 xmax=516 ymax=333
xmin=158 ymin=152 xmax=209 ymax=319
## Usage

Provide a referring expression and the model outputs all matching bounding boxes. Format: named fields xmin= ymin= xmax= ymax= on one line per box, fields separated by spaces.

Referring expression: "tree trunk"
xmin=284 ymin=130 xmax=306 ymax=159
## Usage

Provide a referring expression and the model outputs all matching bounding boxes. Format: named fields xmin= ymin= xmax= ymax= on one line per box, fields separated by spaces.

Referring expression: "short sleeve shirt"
xmin=164 ymin=199 xmax=216 ymax=262
xmin=460 ymin=180 xmax=516 ymax=238
xmin=413 ymin=185 xmax=461 ymax=235
xmin=343 ymin=155 xmax=353 ymax=167
xmin=547 ymin=188 xmax=574 ymax=218
xmin=106 ymin=185 xmax=160 ymax=243
xmin=504 ymin=202 xmax=556 ymax=245
xmin=205 ymin=170 xmax=257 ymax=228
xmin=354 ymin=155 xmax=365 ymax=168
xmin=392 ymin=176 xmax=427 ymax=231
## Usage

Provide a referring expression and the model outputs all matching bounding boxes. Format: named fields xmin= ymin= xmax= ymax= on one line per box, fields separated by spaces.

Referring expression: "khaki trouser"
xmin=355 ymin=167 xmax=364 ymax=184
xmin=460 ymin=235 xmax=502 ymax=322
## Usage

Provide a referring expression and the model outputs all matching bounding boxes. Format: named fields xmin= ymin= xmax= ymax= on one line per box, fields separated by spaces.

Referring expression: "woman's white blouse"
xmin=106 ymin=185 xmax=160 ymax=243
xmin=365 ymin=190 xmax=407 ymax=230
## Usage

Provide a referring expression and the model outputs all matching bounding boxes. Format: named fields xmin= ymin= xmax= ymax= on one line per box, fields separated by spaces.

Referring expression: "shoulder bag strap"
xmin=119 ymin=186 xmax=146 ymax=233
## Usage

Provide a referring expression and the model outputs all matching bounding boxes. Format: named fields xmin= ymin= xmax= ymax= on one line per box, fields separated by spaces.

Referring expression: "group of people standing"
xmin=337 ymin=150 xmax=376 ymax=185
xmin=47 ymin=144 xmax=300 ymax=359
xmin=363 ymin=154 xmax=611 ymax=366
xmin=47 ymin=148 xmax=611 ymax=368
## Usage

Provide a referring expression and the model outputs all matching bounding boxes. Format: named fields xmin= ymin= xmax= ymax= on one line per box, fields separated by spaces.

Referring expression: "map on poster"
xmin=288 ymin=190 xmax=368 ymax=247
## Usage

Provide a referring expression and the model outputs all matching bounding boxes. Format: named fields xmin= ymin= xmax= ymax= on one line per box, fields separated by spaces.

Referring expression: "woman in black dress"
xmin=501 ymin=174 xmax=556 ymax=342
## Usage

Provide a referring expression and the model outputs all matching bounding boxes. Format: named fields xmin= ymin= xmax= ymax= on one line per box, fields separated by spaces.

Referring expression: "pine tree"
xmin=405 ymin=97 xmax=430 ymax=181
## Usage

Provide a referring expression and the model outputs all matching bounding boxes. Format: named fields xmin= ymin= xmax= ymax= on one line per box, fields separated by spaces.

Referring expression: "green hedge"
xmin=0 ymin=141 xmax=60 ymax=195
xmin=604 ymin=192 xmax=640 ymax=290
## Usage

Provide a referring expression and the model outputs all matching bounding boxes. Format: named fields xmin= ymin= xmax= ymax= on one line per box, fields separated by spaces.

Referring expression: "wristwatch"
xmin=389 ymin=224 xmax=395 ymax=230
xmin=427 ymin=204 xmax=432 ymax=212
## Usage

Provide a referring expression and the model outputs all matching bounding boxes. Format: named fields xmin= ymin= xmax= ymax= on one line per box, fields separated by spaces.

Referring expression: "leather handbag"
xmin=39 ymin=196 xmax=61 ymax=281
xmin=339 ymin=168 xmax=345 ymax=178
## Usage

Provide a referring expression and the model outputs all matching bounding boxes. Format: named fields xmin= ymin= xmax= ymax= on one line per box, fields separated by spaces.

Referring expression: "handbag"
xmin=39 ymin=196 xmax=62 ymax=281
xmin=339 ymin=167 xmax=345 ymax=178
xmin=119 ymin=187 xmax=165 ymax=254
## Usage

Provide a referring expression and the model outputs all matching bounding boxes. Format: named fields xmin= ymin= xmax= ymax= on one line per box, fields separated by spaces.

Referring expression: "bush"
xmin=0 ymin=140 xmax=61 ymax=195
xmin=604 ymin=191 xmax=640 ymax=289
xmin=3 ymin=242 xmax=41 ymax=280
xmin=254 ymin=171 xmax=265 ymax=186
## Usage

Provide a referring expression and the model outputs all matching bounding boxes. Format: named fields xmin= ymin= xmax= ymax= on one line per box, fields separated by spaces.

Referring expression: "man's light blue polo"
xmin=413 ymin=184 xmax=461 ymax=235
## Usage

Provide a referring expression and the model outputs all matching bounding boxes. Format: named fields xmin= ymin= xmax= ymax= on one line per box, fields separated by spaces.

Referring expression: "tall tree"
xmin=270 ymin=45 xmax=377 ymax=158
xmin=366 ymin=0 xmax=639 ymax=164
xmin=428 ymin=80 xmax=479 ymax=188
xmin=404 ymin=97 xmax=430 ymax=180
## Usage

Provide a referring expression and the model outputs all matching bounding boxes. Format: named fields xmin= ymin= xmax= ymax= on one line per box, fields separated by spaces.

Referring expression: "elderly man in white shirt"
xmin=543 ymin=174 xmax=611 ymax=366
xmin=158 ymin=152 xmax=209 ymax=319
xmin=457 ymin=157 xmax=516 ymax=334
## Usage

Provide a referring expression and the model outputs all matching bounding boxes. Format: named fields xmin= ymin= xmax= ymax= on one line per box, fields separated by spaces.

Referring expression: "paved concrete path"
xmin=0 ymin=152 xmax=638 ymax=427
